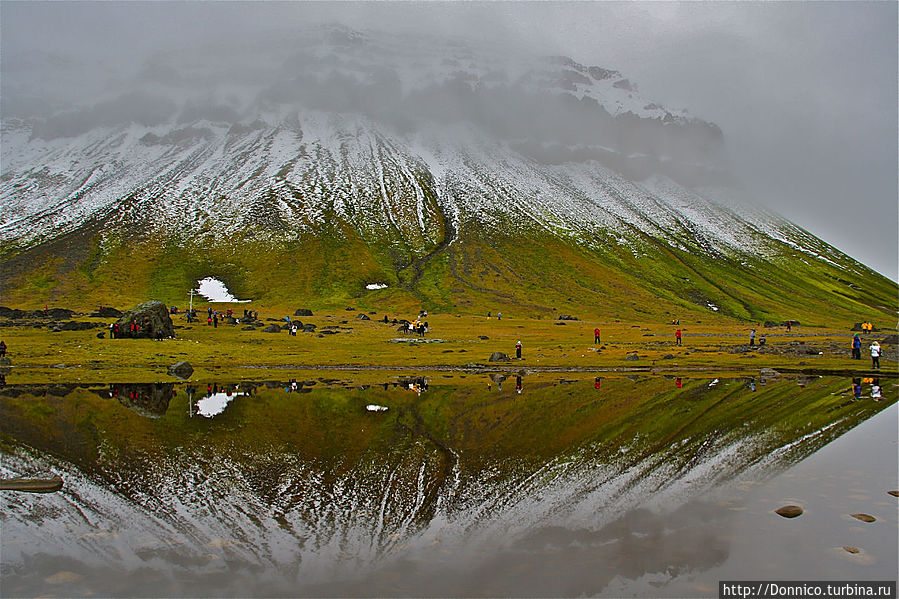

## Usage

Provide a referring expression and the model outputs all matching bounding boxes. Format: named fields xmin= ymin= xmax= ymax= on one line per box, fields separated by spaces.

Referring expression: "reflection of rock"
xmin=850 ymin=513 xmax=876 ymax=523
xmin=112 ymin=383 xmax=175 ymax=418
xmin=167 ymin=361 xmax=194 ymax=379
xmin=115 ymin=301 xmax=174 ymax=339
xmin=760 ymin=368 xmax=780 ymax=377
xmin=489 ymin=352 xmax=510 ymax=362
xmin=775 ymin=505 xmax=803 ymax=518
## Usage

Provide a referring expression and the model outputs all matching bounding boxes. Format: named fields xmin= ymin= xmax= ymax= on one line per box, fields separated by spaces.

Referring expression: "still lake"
xmin=1 ymin=373 xmax=896 ymax=597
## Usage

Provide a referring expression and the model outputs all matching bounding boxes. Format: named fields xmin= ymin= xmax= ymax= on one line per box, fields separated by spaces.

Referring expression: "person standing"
xmin=749 ymin=329 xmax=756 ymax=346
xmin=852 ymin=334 xmax=862 ymax=360
xmin=869 ymin=341 xmax=881 ymax=369
xmin=594 ymin=328 xmax=601 ymax=344
xmin=213 ymin=314 xmax=218 ymax=328
xmin=515 ymin=340 xmax=522 ymax=359
xmin=0 ymin=340 xmax=6 ymax=357
xmin=675 ymin=329 xmax=682 ymax=346
xmin=786 ymin=321 xmax=791 ymax=332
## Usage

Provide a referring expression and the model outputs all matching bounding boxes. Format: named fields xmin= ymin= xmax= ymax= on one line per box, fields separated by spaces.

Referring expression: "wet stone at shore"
xmin=850 ymin=513 xmax=876 ymax=523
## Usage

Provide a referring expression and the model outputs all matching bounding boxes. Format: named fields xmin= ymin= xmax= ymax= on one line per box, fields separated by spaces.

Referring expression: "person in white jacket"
xmin=869 ymin=341 xmax=881 ymax=369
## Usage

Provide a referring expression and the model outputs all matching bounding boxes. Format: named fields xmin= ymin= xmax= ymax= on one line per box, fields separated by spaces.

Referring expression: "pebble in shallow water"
xmin=850 ymin=513 xmax=876 ymax=523
xmin=775 ymin=505 xmax=803 ymax=518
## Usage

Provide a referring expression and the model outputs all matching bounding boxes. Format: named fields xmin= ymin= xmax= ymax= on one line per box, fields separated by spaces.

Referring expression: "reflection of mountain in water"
xmin=0 ymin=375 xmax=894 ymax=596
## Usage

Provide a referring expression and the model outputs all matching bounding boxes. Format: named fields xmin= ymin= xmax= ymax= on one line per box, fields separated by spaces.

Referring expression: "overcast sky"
xmin=2 ymin=1 xmax=896 ymax=280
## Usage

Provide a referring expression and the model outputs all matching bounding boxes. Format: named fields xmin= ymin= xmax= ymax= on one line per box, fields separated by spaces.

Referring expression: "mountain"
xmin=1 ymin=25 xmax=894 ymax=323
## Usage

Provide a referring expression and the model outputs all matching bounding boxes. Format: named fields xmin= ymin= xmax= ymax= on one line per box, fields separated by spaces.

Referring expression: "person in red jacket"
xmin=675 ymin=329 xmax=682 ymax=346
xmin=594 ymin=328 xmax=601 ymax=344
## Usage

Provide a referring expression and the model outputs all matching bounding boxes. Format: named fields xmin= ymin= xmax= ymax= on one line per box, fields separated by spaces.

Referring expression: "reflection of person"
xmin=852 ymin=378 xmax=862 ymax=400
xmin=871 ymin=381 xmax=882 ymax=401
xmin=869 ymin=341 xmax=881 ymax=369
xmin=516 ymin=375 xmax=522 ymax=394
xmin=594 ymin=377 xmax=601 ymax=390
xmin=675 ymin=377 xmax=682 ymax=389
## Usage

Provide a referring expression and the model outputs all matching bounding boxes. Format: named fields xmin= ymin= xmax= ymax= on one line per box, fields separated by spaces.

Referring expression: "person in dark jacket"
xmin=852 ymin=334 xmax=862 ymax=360
xmin=0 ymin=340 xmax=6 ymax=357
xmin=515 ymin=341 xmax=522 ymax=359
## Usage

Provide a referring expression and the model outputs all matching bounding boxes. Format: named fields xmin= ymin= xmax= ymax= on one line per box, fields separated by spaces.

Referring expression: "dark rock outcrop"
xmin=167 ymin=361 xmax=194 ymax=379
xmin=557 ymin=314 xmax=579 ymax=321
xmin=261 ymin=324 xmax=282 ymax=333
xmin=624 ymin=353 xmax=640 ymax=361
xmin=294 ymin=309 xmax=313 ymax=316
xmin=90 ymin=307 xmax=123 ymax=318
xmin=115 ymin=301 xmax=174 ymax=339
xmin=356 ymin=313 xmax=370 ymax=320
xmin=489 ymin=352 xmax=510 ymax=362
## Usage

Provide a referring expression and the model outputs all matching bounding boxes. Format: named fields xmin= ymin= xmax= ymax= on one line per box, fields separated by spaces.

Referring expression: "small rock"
xmin=888 ymin=490 xmax=899 ymax=497
xmin=478 ymin=335 xmax=489 ymax=340
xmin=662 ymin=354 xmax=674 ymax=359
xmin=0 ymin=357 xmax=12 ymax=365
xmin=624 ymin=353 xmax=640 ymax=361
xmin=557 ymin=314 xmax=579 ymax=321
xmin=294 ymin=309 xmax=313 ymax=316
xmin=241 ymin=326 xmax=255 ymax=331
xmin=850 ymin=513 xmax=876 ymax=523
xmin=488 ymin=352 xmax=510 ymax=362
xmin=760 ymin=367 xmax=780 ymax=377
xmin=356 ymin=313 xmax=370 ymax=320
xmin=775 ymin=505 xmax=803 ymax=518
xmin=261 ymin=325 xmax=282 ymax=333
xmin=167 ymin=361 xmax=194 ymax=379
xmin=842 ymin=546 xmax=860 ymax=554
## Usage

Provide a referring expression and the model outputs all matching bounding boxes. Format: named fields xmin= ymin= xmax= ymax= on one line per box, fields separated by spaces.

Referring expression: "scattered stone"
xmin=356 ymin=313 xmax=370 ymax=320
xmin=775 ymin=505 xmax=803 ymax=518
xmin=366 ymin=405 xmax=388 ymax=412
xmin=115 ymin=301 xmax=175 ymax=339
xmin=261 ymin=325 xmax=282 ymax=333
xmin=489 ymin=352 xmax=510 ymax=362
xmin=888 ymin=491 xmax=899 ymax=498
xmin=662 ymin=354 xmax=674 ymax=359
xmin=478 ymin=335 xmax=489 ymax=340
xmin=489 ymin=374 xmax=508 ymax=383
xmin=96 ymin=332 xmax=105 ymax=339
xmin=294 ymin=309 xmax=313 ymax=316
xmin=167 ymin=361 xmax=194 ymax=379
xmin=554 ymin=322 xmax=566 ymax=326
xmin=90 ymin=307 xmax=123 ymax=318
xmin=55 ymin=321 xmax=100 ymax=331
xmin=624 ymin=353 xmax=640 ymax=361
xmin=760 ymin=368 xmax=780 ymax=377
xmin=881 ymin=334 xmax=898 ymax=345
xmin=557 ymin=314 xmax=579 ymax=321
xmin=302 ymin=324 xmax=317 ymax=332
xmin=842 ymin=546 xmax=860 ymax=554
xmin=241 ymin=326 xmax=255 ymax=331
xmin=345 ymin=307 xmax=356 ymax=311
xmin=850 ymin=513 xmax=876 ymax=523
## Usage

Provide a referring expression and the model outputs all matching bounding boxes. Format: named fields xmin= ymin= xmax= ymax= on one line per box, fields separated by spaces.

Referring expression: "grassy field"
xmin=1 ymin=306 xmax=893 ymax=384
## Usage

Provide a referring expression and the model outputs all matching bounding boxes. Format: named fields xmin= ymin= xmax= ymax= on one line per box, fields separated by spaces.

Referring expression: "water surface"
xmin=1 ymin=374 xmax=895 ymax=596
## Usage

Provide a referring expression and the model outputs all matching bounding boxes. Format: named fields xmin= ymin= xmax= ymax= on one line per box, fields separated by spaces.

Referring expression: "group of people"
xmin=852 ymin=334 xmax=882 ymax=368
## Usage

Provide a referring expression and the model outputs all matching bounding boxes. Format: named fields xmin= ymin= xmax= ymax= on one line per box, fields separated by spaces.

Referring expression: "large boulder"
xmin=115 ymin=301 xmax=175 ymax=339
xmin=261 ymin=324 xmax=282 ymax=333
xmin=489 ymin=352 xmax=510 ymax=362
xmin=112 ymin=383 xmax=175 ymax=418
xmin=294 ymin=309 xmax=313 ymax=316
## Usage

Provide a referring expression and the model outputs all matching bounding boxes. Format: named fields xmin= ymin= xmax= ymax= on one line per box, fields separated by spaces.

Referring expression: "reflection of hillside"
xmin=0 ymin=376 xmax=894 ymax=595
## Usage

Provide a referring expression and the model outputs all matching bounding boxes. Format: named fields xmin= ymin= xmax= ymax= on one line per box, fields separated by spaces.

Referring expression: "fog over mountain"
xmin=1 ymin=2 xmax=896 ymax=279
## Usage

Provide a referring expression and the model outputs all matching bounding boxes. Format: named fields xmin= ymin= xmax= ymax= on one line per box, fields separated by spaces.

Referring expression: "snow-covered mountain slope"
xmin=0 ymin=25 xmax=893 ymax=319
